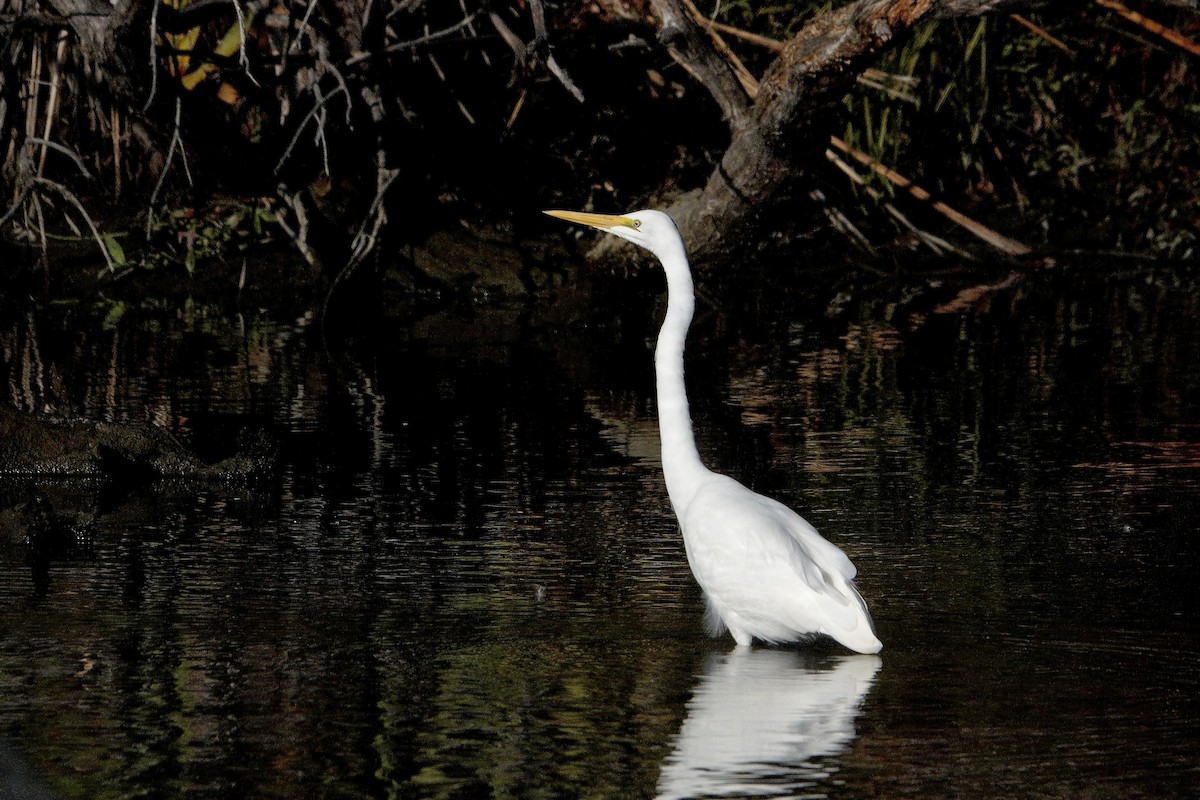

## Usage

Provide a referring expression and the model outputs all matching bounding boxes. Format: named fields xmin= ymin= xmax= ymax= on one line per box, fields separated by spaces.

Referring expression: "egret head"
xmin=544 ymin=209 xmax=682 ymax=262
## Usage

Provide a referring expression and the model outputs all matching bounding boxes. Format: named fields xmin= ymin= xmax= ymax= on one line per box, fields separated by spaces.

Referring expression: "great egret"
xmin=546 ymin=209 xmax=882 ymax=654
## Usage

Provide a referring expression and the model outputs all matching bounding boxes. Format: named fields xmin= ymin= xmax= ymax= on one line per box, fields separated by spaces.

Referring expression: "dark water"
xmin=1 ymin=261 xmax=1198 ymax=799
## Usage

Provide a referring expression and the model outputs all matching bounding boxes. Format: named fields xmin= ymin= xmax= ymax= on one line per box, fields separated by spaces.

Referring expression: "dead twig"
xmin=1094 ymin=0 xmax=1200 ymax=57
xmin=144 ymin=0 xmax=162 ymax=111
xmin=322 ymin=155 xmax=400 ymax=320
xmin=1009 ymin=13 xmax=1075 ymax=54
xmin=2 ymin=174 xmax=116 ymax=272
xmin=829 ymin=135 xmax=1033 ymax=257
xmin=275 ymin=82 xmax=349 ymax=175
xmin=36 ymin=31 xmax=68 ymax=177
xmin=343 ymin=10 xmax=483 ymax=67
xmin=679 ymin=0 xmax=758 ymax=98
xmin=385 ymin=0 xmax=426 ymax=22
xmin=810 ymin=188 xmax=878 ymax=256
xmin=24 ymin=137 xmax=95 ymax=180
xmin=826 ymin=148 xmax=972 ymax=257
xmin=145 ymin=98 xmax=192 ymax=241
xmin=0 ymin=183 xmax=35 ymax=230
xmin=529 ymin=0 xmax=585 ymax=102
xmin=703 ymin=19 xmax=785 ymax=52
xmin=274 ymin=187 xmax=317 ymax=266
xmin=32 ymin=177 xmax=117 ymax=272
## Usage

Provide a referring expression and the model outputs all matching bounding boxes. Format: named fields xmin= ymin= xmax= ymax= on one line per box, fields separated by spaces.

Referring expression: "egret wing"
xmin=681 ymin=475 xmax=875 ymax=646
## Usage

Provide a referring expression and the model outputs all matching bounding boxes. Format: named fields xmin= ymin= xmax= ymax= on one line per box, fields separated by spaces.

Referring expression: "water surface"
xmin=1 ymin=262 xmax=1197 ymax=798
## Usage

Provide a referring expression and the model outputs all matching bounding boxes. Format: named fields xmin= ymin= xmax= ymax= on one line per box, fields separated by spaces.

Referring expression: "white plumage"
xmin=546 ymin=208 xmax=882 ymax=654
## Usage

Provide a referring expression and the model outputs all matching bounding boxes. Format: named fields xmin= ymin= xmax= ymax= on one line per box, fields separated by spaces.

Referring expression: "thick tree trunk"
xmin=42 ymin=0 xmax=143 ymax=101
xmin=600 ymin=0 xmax=1059 ymax=269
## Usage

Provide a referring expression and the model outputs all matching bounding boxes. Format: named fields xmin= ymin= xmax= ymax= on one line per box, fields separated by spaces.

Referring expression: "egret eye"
xmin=633 ymin=220 xmax=642 ymax=229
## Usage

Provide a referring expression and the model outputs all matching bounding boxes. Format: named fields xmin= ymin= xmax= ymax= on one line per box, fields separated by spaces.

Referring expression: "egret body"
xmin=546 ymin=209 xmax=881 ymax=654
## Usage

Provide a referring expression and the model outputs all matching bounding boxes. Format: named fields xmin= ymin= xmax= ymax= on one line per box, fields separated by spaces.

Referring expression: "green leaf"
xmin=102 ymin=233 xmax=128 ymax=267
xmin=101 ymin=302 xmax=127 ymax=330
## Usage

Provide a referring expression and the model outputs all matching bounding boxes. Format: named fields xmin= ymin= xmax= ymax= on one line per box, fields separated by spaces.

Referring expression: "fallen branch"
xmin=636 ymin=0 xmax=1051 ymax=269
xmin=826 ymin=147 xmax=972 ymax=257
xmin=1009 ymin=13 xmax=1075 ymax=54
xmin=678 ymin=0 xmax=758 ymax=97
xmin=1094 ymin=0 xmax=1200 ymax=58
xmin=829 ymin=135 xmax=1032 ymax=256
xmin=650 ymin=0 xmax=752 ymax=127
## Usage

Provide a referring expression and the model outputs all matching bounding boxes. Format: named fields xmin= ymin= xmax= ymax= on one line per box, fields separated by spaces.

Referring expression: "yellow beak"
xmin=543 ymin=209 xmax=640 ymax=231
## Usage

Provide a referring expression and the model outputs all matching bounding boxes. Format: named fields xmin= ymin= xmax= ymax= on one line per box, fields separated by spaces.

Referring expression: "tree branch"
xmin=629 ymin=0 xmax=1065 ymax=268
xmin=649 ymin=0 xmax=753 ymax=128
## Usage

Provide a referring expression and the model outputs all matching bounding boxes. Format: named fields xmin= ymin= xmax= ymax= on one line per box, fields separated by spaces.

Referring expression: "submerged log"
xmin=0 ymin=403 xmax=274 ymax=479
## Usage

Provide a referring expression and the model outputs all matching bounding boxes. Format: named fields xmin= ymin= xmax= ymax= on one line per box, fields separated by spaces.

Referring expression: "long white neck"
xmin=653 ymin=240 xmax=710 ymax=513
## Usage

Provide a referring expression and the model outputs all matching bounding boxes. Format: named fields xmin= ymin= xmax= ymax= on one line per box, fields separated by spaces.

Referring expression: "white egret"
xmin=546 ymin=209 xmax=882 ymax=654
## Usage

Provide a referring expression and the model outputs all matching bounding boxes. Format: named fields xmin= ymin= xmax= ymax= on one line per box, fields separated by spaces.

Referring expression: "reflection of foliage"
xmin=2 ymin=263 xmax=1199 ymax=797
xmin=376 ymin=638 xmax=686 ymax=799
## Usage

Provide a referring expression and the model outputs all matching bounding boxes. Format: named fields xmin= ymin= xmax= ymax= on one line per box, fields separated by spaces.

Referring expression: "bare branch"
xmin=643 ymin=0 xmax=1061 ymax=268
xmin=24 ymin=137 xmax=94 ymax=180
xmin=143 ymin=0 xmax=162 ymax=111
xmin=275 ymin=83 xmax=349 ymax=175
xmin=145 ymin=98 xmax=191 ymax=242
xmin=649 ymin=0 xmax=752 ymax=127
xmin=343 ymin=10 xmax=483 ymax=67
xmin=33 ymin=177 xmax=116 ymax=272
xmin=0 ymin=184 xmax=35 ymax=231
xmin=1094 ymin=0 xmax=1200 ymax=57
xmin=828 ymin=135 xmax=1032 ymax=256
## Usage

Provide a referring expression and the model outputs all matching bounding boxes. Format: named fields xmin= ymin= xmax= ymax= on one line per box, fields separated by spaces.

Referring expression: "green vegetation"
xmin=1 ymin=1 xmax=1197 ymax=284
xmin=837 ymin=11 xmax=1199 ymax=257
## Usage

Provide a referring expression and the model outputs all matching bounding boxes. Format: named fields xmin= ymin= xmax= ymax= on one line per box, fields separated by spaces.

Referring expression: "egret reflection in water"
xmin=657 ymin=649 xmax=881 ymax=799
